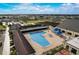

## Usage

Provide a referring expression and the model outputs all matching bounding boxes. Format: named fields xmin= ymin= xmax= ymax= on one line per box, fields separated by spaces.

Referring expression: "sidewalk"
xmin=2 ymin=26 xmax=10 ymax=55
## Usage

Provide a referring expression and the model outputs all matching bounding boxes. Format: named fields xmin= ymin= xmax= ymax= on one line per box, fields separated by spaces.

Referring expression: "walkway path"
xmin=2 ymin=26 xmax=10 ymax=55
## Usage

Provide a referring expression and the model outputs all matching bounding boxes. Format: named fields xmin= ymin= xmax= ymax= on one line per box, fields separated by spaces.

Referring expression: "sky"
xmin=0 ymin=3 xmax=79 ymax=14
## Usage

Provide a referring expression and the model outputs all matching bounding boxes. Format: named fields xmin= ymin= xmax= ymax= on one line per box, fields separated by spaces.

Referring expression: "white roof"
xmin=67 ymin=37 xmax=79 ymax=49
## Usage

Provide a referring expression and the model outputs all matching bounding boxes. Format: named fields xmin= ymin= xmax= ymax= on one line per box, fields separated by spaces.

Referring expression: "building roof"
xmin=13 ymin=31 xmax=35 ymax=55
xmin=58 ymin=19 xmax=79 ymax=33
xmin=21 ymin=26 xmax=48 ymax=32
xmin=67 ymin=37 xmax=79 ymax=49
xmin=0 ymin=19 xmax=12 ymax=22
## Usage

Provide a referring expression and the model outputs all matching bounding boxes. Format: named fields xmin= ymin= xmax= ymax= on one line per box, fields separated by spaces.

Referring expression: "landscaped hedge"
xmin=36 ymin=21 xmax=59 ymax=27
xmin=0 ymin=42 xmax=2 ymax=47
xmin=43 ymin=45 xmax=64 ymax=55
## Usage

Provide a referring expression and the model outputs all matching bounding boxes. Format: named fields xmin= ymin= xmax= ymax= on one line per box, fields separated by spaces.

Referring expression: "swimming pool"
xmin=29 ymin=31 xmax=50 ymax=47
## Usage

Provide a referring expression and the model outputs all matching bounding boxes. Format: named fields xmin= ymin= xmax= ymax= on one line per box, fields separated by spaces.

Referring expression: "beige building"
xmin=58 ymin=19 xmax=79 ymax=39
xmin=66 ymin=37 xmax=79 ymax=55
xmin=57 ymin=19 xmax=79 ymax=55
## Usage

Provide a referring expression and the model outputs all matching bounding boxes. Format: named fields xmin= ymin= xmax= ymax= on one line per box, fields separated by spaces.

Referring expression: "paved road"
xmin=2 ymin=26 xmax=10 ymax=55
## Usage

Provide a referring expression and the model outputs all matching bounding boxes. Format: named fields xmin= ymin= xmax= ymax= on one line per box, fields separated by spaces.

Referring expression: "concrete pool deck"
xmin=43 ymin=30 xmax=64 ymax=48
xmin=23 ymin=30 xmax=64 ymax=54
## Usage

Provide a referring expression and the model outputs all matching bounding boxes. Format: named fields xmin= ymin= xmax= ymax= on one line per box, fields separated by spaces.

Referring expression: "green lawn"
xmin=22 ymin=19 xmax=49 ymax=25
xmin=0 ymin=24 xmax=6 ymax=30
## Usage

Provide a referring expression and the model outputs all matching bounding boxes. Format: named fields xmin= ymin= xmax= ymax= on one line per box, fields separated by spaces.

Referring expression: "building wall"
xmin=59 ymin=28 xmax=79 ymax=55
xmin=66 ymin=43 xmax=79 ymax=55
xmin=59 ymin=28 xmax=79 ymax=38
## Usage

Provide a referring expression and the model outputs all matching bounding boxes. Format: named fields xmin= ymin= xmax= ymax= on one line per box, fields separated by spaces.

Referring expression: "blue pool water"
xmin=29 ymin=31 xmax=50 ymax=47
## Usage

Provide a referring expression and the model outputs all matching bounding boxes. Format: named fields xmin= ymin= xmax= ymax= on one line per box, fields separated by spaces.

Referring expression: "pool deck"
xmin=23 ymin=30 xmax=64 ymax=54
